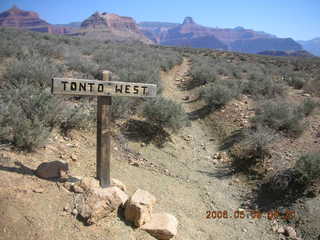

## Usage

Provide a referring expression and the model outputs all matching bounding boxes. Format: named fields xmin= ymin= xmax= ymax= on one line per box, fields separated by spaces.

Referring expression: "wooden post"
xmin=96 ymin=71 xmax=112 ymax=188
xmin=51 ymin=73 xmax=157 ymax=188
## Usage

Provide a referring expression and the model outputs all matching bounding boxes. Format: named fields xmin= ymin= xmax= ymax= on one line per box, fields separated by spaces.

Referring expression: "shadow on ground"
xmin=219 ymin=129 xmax=246 ymax=151
xmin=198 ymin=167 xmax=234 ymax=180
xmin=187 ymin=105 xmax=213 ymax=120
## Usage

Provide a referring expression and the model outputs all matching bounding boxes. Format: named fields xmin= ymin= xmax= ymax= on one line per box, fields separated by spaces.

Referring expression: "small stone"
xmin=141 ymin=143 xmax=146 ymax=147
xmin=284 ymin=226 xmax=296 ymax=238
xmin=141 ymin=213 xmax=178 ymax=240
xmin=72 ymin=208 xmax=78 ymax=216
xmin=277 ymin=226 xmax=285 ymax=234
xmin=70 ymin=154 xmax=77 ymax=161
xmin=132 ymin=162 xmax=140 ymax=167
xmin=63 ymin=206 xmax=70 ymax=212
xmin=71 ymin=184 xmax=84 ymax=193
xmin=233 ymin=178 xmax=240 ymax=184
xmin=33 ymin=188 xmax=45 ymax=193
xmin=125 ymin=189 xmax=156 ymax=227
xmin=212 ymin=160 xmax=218 ymax=165
xmin=182 ymin=96 xmax=190 ymax=101
xmin=111 ymin=178 xmax=127 ymax=192
xmin=242 ymin=228 xmax=247 ymax=233
xmin=78 ymin=177 xmax=100 ymax=192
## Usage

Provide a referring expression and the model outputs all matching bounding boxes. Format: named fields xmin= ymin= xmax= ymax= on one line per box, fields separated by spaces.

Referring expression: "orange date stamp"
xmin=206 ymin=209 xmax=295 ymax=220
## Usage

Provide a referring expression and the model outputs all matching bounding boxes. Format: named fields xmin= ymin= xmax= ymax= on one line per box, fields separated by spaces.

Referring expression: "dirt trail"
xmin=127 ymin=57 xmax=278 ymax=239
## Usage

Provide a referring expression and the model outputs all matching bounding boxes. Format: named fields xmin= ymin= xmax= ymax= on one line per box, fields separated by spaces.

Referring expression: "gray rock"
xmin=35 ymin=160 xmax=68 ymax=179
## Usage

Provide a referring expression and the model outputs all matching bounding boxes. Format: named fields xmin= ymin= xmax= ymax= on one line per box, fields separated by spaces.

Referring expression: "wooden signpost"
xmin=52 ymin=71 xmax=157 ymax=188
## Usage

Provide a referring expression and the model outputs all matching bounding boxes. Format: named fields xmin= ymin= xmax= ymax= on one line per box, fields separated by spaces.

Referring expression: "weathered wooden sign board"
xmin=51 ymin=71 xmax=157 ymax=188
xmin=52 ymin=78 xmax=157 ymax=98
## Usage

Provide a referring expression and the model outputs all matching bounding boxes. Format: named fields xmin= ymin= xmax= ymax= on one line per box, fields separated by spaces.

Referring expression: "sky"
xmin=1 ymin=0 xmax=319 ymax=40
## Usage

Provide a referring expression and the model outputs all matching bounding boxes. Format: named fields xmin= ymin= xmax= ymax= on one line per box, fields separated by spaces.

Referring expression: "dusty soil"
xmin=0 ymin=59 xmax=298 ymax=240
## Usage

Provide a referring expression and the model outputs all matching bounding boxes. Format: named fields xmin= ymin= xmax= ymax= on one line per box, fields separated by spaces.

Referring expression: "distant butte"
xmin=0 ymin=5 xmax=70 ymax=34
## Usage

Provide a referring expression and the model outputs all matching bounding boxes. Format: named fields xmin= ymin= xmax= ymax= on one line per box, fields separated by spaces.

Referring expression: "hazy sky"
xmin=1 ymin=0 xmax=319 ymax=40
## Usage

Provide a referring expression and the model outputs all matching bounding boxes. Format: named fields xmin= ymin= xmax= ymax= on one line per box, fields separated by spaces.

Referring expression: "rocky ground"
xmin=0 ymin=59 xmax=319 ymax=240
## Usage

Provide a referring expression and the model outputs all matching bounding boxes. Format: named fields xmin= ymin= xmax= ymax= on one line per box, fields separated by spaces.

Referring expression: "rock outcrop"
xmin=0 ymin=5 xmax=71 ymax=34
xmin=79 ymin=12 xmax=152 ymax=44
xmin=81 ymin=12 xmax=139 ymax=33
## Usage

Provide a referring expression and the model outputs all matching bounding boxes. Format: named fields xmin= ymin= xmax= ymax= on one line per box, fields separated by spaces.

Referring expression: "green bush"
xmin=305 ymin=76 xmax=320 ymax=96
xmin=201 ymin=80 xmax=240 ymax=109
xmin=229 ymin=126 xmax=276 ymax=173
xmin=64 ymin=48 xmax=100 ymax=78
xmin=298 ymin=98 xmax=318 ymax=116
xmin=188 ymin=56 xmax=217 ymax=89
xmin=0 ymin=85 xmax=61 ymax=151
xmin=58 ymin=102 xmax=94 ymax=135
xmin=142 ymin=97 xmax=189 ymax=131
xmin=3 ymin=52 xmax=61 ymax=88
xmin=254 ymin=99 xmax=305 ymax=136
xmin=110 ymin=97 xmax=133 ymax=120
xmin=285 ymin=73 xmax=305 ymax=89
xmin=242 ymin=74 xmax=286 ymax=98
xmin=295 ymin=152 xmax=320 ymax=184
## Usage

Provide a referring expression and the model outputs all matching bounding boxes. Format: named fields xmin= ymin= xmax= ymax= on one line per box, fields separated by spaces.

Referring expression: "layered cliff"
xmin=79 ymin=12 xmax=152 ymax=43
xmin=0 ymin=5 xmax=70 ymax=34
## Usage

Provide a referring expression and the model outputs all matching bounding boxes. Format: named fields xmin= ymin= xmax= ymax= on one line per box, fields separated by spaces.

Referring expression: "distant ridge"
xmin=141 ymin=17 xmax=304 ymax=53
xmin=0 ymin=6 xmax=309 ymax=52
xmin=298 ymin=38 xmax=320 ymax=56
xmin=257 ymin=50 xmax=314 ymax=57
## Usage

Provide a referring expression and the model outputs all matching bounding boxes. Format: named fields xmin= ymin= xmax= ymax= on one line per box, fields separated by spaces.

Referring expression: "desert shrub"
xmin=285 ymin=73 xmax=305 ymax=89
xmin=58 ymin=102 xmax=94 ymax=135
xmin=188 ymin=56 xmax=217 ymax=89
xmin=229 ymin=126 xmax=276 ymax=173
xmin=294 ymin=152 xmax=320 ymax=184
xmin=201 ymin=80 xmax=240 ymax=109
xmin=142 ymin=97 xmax=189 ymax=132
xmin=92 ymin=43 xmax=181 ymax=93
xmin=3 ymin=52 xmax=62 ymax=88
xmin=0 ymin=84 xmax=62 ymax=151
xmin=242 ymin=74 xmax=286 ymax=98
xmin=64 ymin=48 xmax=100 ymax=78
xmin=305 ymin=76 xmax=320 ymax=96
xmin=110 ymin=97 xmax=133 ymax=120
xmin=254 ymin=99 xmax=305 ymax=136
xmin=298 ymin=98 xmax=318 ymax=116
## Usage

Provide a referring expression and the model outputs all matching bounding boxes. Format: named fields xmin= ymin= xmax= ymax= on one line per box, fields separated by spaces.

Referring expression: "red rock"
xmin=80 ymin=12 xmax=151 ymax=43
xmin=0 ymin=5 xmax=71 ymax=34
